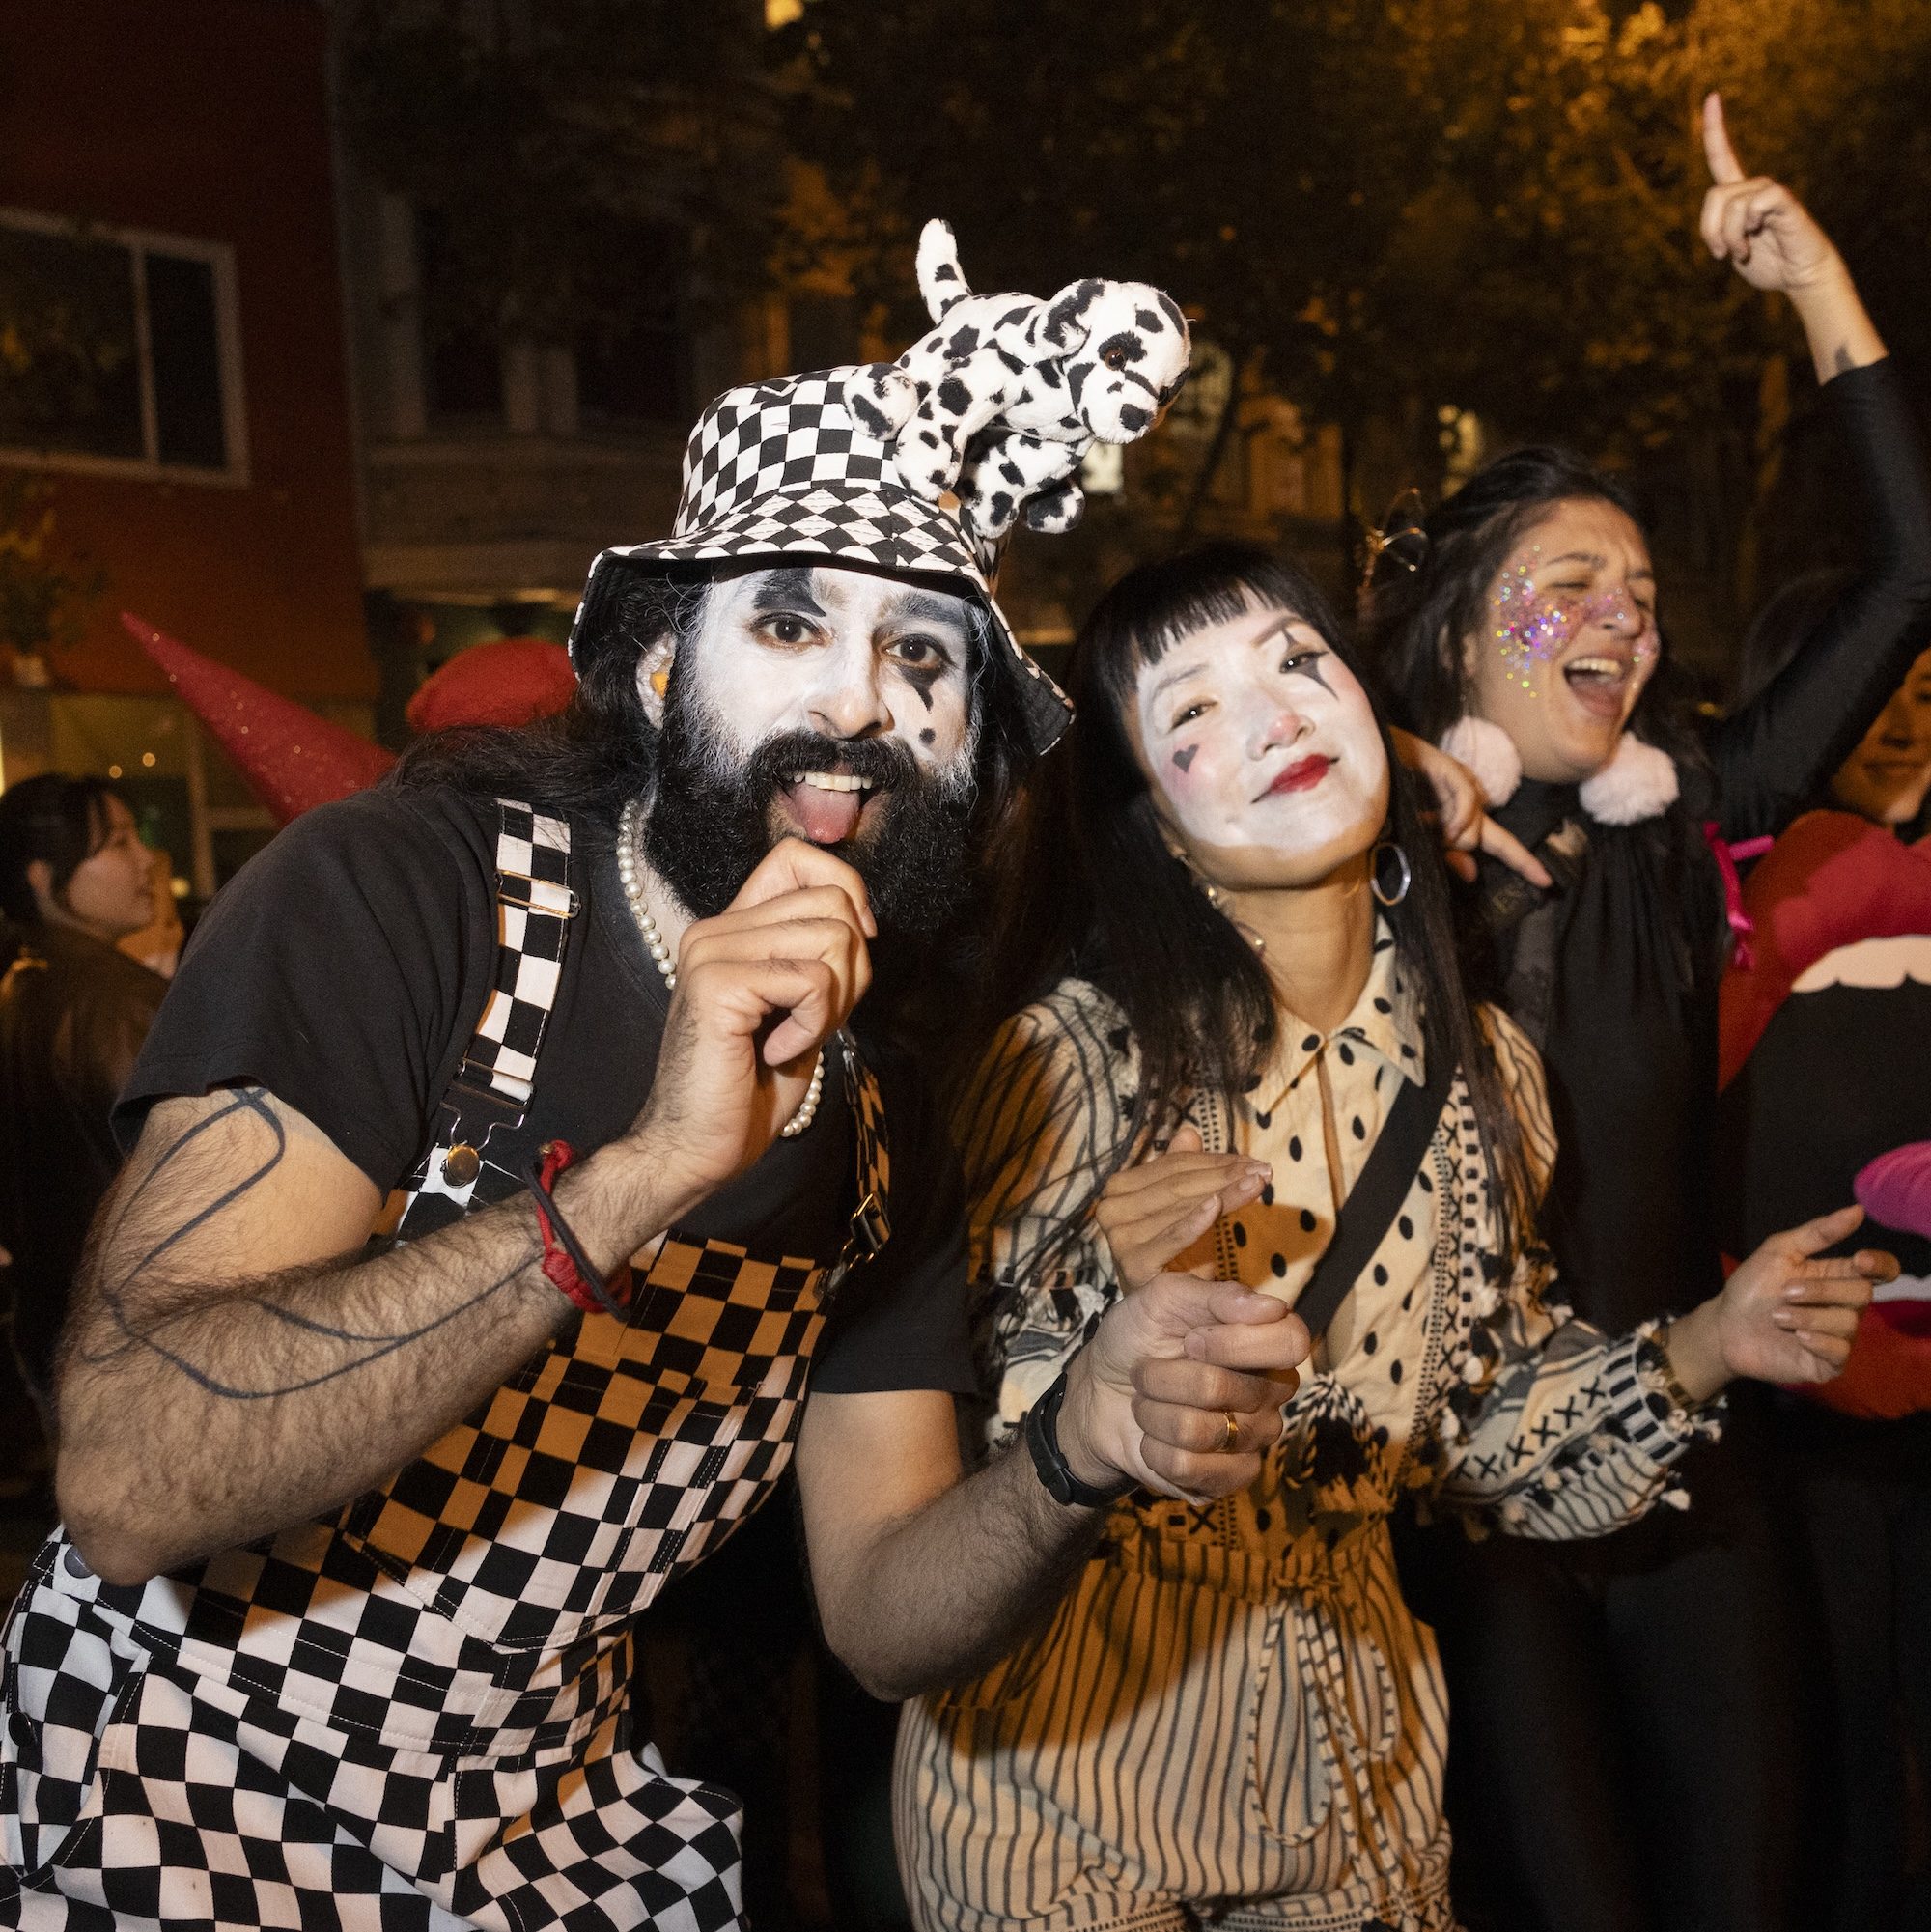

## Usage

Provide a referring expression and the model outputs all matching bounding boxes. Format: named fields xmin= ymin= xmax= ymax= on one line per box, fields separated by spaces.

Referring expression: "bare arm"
xmin=798 ymin=1275 xmax=1309 ymax=1701
xmin=56 ymin=1086 xmax=669 ymax=1583
xmin=57 ymin=839 xmax=878 ymax=1586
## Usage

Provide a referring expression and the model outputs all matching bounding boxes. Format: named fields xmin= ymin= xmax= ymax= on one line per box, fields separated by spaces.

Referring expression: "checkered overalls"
xmin=1 ymin=802 xmax=893 ymax=1931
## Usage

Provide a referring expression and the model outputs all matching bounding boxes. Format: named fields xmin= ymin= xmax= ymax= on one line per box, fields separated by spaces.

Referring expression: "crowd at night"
xmin=1 ymin=4 xmax=1928 ymax=1929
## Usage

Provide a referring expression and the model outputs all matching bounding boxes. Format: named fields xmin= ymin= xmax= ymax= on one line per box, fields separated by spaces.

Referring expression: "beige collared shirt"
xmin=1201 ymin=919 xmax=1426 ymax=1380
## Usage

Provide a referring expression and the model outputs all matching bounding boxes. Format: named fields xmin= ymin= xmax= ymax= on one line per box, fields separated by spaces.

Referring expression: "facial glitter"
xmin=1488 ymin=552 xmax=1657 ymax=697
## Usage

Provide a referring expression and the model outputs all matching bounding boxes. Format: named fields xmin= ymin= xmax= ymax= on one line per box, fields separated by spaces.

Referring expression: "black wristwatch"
xmin=1024 ymin=1364 xmax=1135 ymax=1508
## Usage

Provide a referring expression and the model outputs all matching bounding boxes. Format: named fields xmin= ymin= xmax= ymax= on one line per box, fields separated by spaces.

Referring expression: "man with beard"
xmin=1 ymin=367 xmax=1308 ymax=1931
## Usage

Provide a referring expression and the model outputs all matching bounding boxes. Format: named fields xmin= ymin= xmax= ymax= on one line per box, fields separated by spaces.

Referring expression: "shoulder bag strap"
xmin=1288 ymin=1047 xmax=1458 ymax=1346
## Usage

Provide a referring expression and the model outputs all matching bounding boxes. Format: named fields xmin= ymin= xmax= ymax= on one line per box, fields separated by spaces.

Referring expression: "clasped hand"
xmin=1052 ymin=1126 xmax=1308 ymax=1505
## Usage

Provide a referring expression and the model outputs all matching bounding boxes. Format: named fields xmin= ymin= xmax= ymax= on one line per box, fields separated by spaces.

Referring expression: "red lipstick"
xmin=1265 ymin=754 xmax=1331 ymax=797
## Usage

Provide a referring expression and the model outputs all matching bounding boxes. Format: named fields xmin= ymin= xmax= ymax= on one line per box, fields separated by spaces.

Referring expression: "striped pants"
xmin=894 ymin=1519 xmax=1459 ymax=1932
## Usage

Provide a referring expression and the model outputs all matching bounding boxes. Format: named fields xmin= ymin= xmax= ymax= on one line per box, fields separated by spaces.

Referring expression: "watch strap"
xmin=1024 ymin=1364 xmax=1134 ymax=1508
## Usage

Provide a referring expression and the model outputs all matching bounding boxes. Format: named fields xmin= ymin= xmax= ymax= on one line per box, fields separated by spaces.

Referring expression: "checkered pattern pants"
xmin=0 ymin=1204 xmax=878 ymax=1929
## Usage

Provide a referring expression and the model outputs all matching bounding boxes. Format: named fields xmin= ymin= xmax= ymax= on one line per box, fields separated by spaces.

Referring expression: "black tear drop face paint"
xmin=901 ymin=663 xmax=941 ymax=712
xmin=1172 ymin=743 xmax=1199 ymax=773
xmin=1291 ymin=651 xmax=1334 ymax=695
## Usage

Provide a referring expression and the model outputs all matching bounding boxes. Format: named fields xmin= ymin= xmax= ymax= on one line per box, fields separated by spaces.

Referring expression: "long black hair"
xmin=1363 ymin=448 xmax=1725 ymax=1000
xmin=387 ymin=568 xmax=705 ymax=841
xmin=1363 ymin=445 xmax=1704 ymax=776
xmin=976 ymin=541 xmax=1535 ymax=1262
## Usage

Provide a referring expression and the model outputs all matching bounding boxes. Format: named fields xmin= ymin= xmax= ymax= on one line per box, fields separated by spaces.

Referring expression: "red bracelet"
xmin=525 ymin=1140 xmax=631 ymax=1317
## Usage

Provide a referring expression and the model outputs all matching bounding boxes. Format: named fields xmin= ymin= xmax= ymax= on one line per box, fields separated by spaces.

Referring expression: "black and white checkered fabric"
xmin=0 ymin=815 xmax=895 ymax=1928
xmin=406 ymin=799 xmax=574 ymax=1221
xmin=568 ymin=367 xmax=1073 ymax=756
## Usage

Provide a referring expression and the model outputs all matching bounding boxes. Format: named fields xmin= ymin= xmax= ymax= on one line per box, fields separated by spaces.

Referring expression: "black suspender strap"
xmin=1288 ymin=1047 xmax=1458 ymax=1346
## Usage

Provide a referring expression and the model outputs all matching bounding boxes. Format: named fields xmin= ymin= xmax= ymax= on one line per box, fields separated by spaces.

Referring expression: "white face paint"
xmin=658 ymin=562 xmax=979 ymax=846
xmin=1132 ymin=597 xmax=1389 ymax=889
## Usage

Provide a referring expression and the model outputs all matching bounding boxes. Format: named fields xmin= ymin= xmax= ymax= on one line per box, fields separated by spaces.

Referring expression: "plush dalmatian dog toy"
xmin=843 ymin=219 xmax=1190 ymax=550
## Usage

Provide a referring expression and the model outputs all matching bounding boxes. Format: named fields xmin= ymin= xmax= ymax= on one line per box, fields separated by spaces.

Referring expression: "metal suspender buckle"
xmin=850 ymin=1190 xmax=890 ymax=1257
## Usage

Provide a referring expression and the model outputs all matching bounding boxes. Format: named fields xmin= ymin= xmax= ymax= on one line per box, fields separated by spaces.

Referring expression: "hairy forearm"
xmin=819 ymin=1436 xmax=1105 ymax=1703
xmin=57 ymin=1098 xmax=675 ymax=1583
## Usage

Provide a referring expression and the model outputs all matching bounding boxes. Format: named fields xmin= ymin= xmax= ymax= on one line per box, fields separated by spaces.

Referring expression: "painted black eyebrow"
xmin=879 ymin=587 xmax=972 ymax=631
xmin=1143 ymin=612 xmax=1318 ymax=707
xmin=745 ymin=566 xmax=826 ymax=618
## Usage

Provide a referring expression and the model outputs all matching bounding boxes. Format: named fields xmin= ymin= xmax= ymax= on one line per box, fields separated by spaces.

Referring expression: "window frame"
xmin=0 ymin=208 xmax=250 ymax=488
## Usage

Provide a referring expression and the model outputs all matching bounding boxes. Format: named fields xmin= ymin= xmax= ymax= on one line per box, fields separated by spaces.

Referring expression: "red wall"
xmin=0 ymin=0 xmax=372 ymax=701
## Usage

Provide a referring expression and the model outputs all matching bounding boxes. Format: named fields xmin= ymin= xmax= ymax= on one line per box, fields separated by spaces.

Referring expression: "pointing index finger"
xmin=1702 ymin=91 xmax=1745 ymax=186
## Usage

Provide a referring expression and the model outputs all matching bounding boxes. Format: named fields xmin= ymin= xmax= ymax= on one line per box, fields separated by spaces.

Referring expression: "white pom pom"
xmin=1579 ymin=733 xmax=1679 ymax=826
xmin=1439 ymin=714 xmax=1524 ymax=808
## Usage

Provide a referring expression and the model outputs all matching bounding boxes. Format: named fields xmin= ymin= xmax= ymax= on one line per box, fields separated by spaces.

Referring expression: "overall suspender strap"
xmin=406 ymin=799 xmax=575 ymax=1219
xmin=835 ymin=1031 xmax=892 ymax=1275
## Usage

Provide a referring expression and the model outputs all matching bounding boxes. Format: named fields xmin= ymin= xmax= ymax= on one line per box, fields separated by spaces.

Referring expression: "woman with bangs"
xmin=890 ymin=542 xmax=1886 ymax=1932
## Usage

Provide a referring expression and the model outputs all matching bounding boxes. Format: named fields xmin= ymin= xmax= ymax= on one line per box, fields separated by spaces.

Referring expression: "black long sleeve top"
xmin=1481 ymin=357 xmax=1931 ymax=1335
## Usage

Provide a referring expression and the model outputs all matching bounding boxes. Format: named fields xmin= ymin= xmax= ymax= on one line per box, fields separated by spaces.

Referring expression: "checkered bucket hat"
xmin=568 ymin=366 xmax=1073 ymax=755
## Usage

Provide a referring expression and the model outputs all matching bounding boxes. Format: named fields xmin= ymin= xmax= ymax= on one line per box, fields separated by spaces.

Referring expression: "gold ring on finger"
xmin=1221 ymin=1410 xmax=1241 ymax=1453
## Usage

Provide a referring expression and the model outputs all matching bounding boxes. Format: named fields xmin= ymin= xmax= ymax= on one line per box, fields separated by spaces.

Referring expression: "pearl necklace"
xmin=617 ymin=799 xmax=824 ymax=1138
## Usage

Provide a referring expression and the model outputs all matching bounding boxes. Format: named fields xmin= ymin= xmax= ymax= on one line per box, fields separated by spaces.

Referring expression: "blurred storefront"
xmin=0 ymin=0 xmax=370 ymax=893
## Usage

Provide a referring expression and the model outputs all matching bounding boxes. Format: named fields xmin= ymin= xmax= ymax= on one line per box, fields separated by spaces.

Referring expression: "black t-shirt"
xmin=116 ymin=784 xmax=972 ymax=1396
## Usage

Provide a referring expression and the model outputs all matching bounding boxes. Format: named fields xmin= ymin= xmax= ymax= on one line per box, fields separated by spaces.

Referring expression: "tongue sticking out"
xmin=783 ymin=779 xmax=867 ymax=845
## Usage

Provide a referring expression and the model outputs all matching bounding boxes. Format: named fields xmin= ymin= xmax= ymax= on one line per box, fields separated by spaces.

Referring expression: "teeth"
xmin=1566 ymin=657 xmax=1626 ymax=678
xmin=791 ymin=771 xmax=874 ymax=792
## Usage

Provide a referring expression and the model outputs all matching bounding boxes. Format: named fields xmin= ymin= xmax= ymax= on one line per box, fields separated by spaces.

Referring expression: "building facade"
xmin=0 ymin=0 xmax=369 ymax=891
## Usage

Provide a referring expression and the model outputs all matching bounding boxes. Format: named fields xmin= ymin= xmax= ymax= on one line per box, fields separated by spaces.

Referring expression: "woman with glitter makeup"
xmin=890 ymin=542 xmax=1888 ymax=1932
xmin=1366 ymin=96 xmax=1931 ymax=1932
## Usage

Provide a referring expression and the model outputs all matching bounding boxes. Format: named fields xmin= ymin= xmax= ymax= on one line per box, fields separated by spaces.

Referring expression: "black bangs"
xmin=1082 ymin=543 xmax=1347 ymax=715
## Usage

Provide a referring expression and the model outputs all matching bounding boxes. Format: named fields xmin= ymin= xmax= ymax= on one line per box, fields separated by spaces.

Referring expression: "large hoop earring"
xmin=1370 ymin=839 xmax=1412 ymax=908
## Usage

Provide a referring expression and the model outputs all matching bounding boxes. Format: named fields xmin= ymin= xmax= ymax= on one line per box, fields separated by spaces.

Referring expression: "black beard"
xmin=642 ymin=681 xmax=977 ymax=937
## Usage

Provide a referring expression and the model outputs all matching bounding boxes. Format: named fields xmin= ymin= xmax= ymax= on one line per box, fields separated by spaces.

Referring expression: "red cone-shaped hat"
xmin=123 ymin=612 xmax=395 ymax=825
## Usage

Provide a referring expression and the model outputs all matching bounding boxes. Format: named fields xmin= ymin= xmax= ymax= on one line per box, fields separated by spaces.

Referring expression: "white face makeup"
xmin=1132 ymin=597 xmax=1390 ymax=890
xmin=654 ymin=562 xmax=978 ymax=847
xmin=1465 ymin=497 xmax=1660 ymax=784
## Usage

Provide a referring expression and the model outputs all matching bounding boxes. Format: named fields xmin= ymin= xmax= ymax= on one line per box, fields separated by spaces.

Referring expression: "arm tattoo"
xmin=80 ymin=1263 xmax=530 ymax=1400
xmin=76 ymin=1086 xmax=544 ymax=1401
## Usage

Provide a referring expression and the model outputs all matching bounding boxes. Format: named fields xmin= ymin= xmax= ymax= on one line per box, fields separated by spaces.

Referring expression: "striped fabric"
xmin=897 ymin=962 xmax=1721 ymax=1931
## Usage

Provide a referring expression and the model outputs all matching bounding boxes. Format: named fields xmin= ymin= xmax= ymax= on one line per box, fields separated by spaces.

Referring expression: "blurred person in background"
xmin=115 ymin=841 xmax=185 ymax=982
xmin=0 ymin=774 xmax=166 ymax=1413
xmin=1715 ymin=610 xmax=1931 ymax=1931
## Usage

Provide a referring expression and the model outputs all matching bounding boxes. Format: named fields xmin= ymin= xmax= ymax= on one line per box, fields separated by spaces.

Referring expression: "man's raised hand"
xmin=631 ymin=839 xmax=876 ymax=1213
